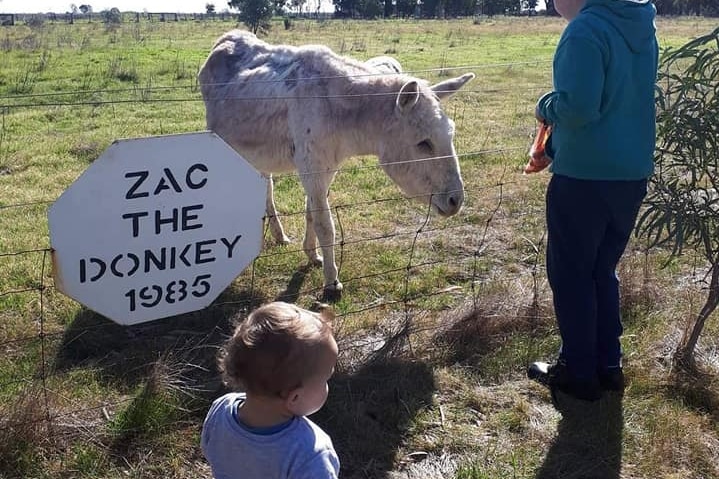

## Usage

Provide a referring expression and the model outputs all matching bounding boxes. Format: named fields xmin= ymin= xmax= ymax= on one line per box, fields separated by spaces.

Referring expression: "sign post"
xmin=48 ymin=132 xmax=267 ymax=325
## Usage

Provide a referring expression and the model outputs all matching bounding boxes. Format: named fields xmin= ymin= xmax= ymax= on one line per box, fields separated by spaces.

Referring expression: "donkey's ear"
xmin=396 ymin=80 xmax=420 ymax=112
xmin=431 ymin=73 xmax=475 ymax=101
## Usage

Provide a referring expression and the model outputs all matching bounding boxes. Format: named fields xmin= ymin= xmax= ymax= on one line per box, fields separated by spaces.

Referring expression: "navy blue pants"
xmin=546 ymin=174 xmax=647 ymax=382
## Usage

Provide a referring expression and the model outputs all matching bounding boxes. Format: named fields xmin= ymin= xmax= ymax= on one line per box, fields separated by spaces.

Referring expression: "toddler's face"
xmin=555 ymin=0 xmax=585 ymax=20
xmin=288 ymin=335 xmax=338 ymax=417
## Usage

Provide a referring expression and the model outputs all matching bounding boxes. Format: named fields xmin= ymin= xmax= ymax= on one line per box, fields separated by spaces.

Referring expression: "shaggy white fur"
xmin=198 ymin=30 xmax=474 ymax=296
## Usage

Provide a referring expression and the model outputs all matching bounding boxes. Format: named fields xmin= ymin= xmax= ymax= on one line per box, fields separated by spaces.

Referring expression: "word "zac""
xmin=125 ymin=164 xmax=208 ymax=200
xmin=79 ymin=235 xmax=241 ymax=283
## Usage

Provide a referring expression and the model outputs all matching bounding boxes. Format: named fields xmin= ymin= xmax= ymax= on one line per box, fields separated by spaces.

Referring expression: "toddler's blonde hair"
xmin=219 ymin=301 xmax=334 ymax=397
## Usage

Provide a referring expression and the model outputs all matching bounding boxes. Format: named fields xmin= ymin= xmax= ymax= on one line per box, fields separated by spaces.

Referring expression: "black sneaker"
xmin=527 ymin=360 xmax=603 ymax=404
xmin=598 ymin=367 xmax=625 ymax=393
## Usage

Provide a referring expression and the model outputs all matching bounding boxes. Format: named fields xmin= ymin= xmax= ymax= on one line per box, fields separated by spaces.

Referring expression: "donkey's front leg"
xmin=303 ymin=176 xmax=342 ymax=296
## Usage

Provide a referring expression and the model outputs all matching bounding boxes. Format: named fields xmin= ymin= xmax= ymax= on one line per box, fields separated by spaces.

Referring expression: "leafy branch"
xmin=635 ymin=27 xmax=719 ymax=370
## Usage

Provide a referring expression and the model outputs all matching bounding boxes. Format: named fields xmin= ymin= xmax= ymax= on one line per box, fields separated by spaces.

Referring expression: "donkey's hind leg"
xmin=265 ymin=175 xmax=291 ymax=245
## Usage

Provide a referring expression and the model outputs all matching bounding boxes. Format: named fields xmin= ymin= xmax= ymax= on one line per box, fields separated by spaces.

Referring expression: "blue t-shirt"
xmin=536 ymin=0 xmax=658 ymax=180
xmin=201 ymin=393 xmax=340 ymax=479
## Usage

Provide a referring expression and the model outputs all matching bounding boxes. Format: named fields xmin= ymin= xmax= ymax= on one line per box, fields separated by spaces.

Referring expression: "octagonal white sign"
xmin=48 ymin=132 xmax=267 ymax=325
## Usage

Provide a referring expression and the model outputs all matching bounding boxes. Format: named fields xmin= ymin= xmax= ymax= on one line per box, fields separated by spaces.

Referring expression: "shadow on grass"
xmin=275 ymin=263 xmax=313 ymax=303
xmin=51 ymin=282 xmax=435 ymax=477
xmin=314 ymin=357 xmax=436 ymax=479
xmin=432 ymin=297 xmax=555 ymax=367
xmin=52 ymin=285 xmax=267 ymax=395
xmin=665 ymin=367 xmax=719 ymax=422
xmin=535 ymin=393 xmax=623 ymax=479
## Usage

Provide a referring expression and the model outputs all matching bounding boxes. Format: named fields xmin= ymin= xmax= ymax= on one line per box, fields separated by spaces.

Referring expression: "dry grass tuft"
xmin=431 ymin=287 xmax=554 ymax=365
xmin=618 ymin=249 xmax=664 ymax=319
xmin=0 ymin=386 xmax=52 ymax=477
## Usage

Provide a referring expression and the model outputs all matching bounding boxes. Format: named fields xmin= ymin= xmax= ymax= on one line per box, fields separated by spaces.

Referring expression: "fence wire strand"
xmin=0 ymin=56 xmax=550 ymax=466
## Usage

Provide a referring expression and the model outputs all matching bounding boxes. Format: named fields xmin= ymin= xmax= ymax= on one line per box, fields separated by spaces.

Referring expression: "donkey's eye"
xmin=417 ymin=140 xmax=433 ymax=153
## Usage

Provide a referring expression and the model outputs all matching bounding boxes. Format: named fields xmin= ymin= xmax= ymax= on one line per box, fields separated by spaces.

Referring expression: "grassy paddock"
xmin=0 ymin=16 xmax=718 ymax=479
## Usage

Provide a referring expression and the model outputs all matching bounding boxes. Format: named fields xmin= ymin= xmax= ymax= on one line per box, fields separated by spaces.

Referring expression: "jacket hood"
xmin=582 ymin=0 xmax=656 ymax=53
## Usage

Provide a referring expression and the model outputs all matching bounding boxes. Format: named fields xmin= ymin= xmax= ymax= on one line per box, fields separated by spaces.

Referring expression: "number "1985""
xmin=124 ymin=274 xmax=211 ymax=312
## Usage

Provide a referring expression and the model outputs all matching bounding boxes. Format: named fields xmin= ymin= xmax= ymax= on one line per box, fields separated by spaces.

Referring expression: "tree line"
xmin=14 ymin=0 xmax=712 ymax=32
xmin=224 ymin=0 xmax=717 ymax=29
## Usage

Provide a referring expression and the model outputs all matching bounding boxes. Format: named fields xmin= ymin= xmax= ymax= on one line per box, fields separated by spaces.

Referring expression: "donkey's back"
xmin=199 ymin=30 xmax=377 ymax=174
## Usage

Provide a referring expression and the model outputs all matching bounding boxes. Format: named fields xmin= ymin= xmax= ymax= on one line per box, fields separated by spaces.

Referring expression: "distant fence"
xmin=0 ymin=10 xmax=335 ymax=26
xmin=2 ymin=11 xmax=237 ymax=24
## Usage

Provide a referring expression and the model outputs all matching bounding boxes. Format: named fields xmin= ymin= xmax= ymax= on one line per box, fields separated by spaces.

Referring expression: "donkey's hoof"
xmin=321 ymin=282 xmax=343 ymax=302
xmin=277 ymin=235 xmax=291 ymax=245
xmin=308 ymin=255 xmax=323 ymax=267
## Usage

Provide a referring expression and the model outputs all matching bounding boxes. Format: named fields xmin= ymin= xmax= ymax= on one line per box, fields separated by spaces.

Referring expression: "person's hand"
xmin=524 ymin=121 xmax=552 ymax=175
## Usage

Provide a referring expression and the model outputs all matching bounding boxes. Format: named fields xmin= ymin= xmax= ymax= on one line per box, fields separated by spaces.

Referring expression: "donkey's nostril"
xmin=449 ymin=196 xmax=458 ymax=208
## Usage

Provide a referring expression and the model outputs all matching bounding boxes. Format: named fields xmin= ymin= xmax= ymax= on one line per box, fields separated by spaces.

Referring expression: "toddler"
xmin=201 ymin=301 xmax=339 ymax=478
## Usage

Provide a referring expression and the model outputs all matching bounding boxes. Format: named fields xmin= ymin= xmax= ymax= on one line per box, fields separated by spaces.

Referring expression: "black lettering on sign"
xmin=155 ymin=208 xmax=179 ymax=235
xmin=195 ymin=239 xmax=217 ymax=264
xmin=154 ymin=205 xmax=205 ymax=234
xmin=124 ymin=273 xmax=213 ymax=312
xmin=221 ymin=235 xmax=242 ymax=258
xmin=181 ymin=204 xmax=204 ymax=231
xmin=187 ymin=164 xmax=208 ymax=189
xmin=153 ymin=168 xmax=183 ymax=195
xmin=122 ymin=211 xmax=149 ymax=237
xmin=77 ymin=236 xmax=244 ymax=283
xmin=124 ymin=164 xmax=209 ymax=200
xmin=124 ymin=206 xmax=206 ymax=237
xmin=125 ymin=171 xmax=150 ymax=200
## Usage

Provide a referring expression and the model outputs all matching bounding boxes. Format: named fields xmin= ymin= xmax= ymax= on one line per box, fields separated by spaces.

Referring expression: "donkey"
xmin=365 ymin=55 xmax=403 ymax=74
xmin=198 ymin=30 xmax=474 ymax=298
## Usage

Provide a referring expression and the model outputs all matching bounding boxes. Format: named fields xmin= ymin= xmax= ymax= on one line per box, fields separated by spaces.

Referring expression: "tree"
xmin=290 ymin=0 xmax=307 ymax=14
xmin=636 ymin=27 xmax=719 ymax=370
xmin=395 ymin=0 xmax=415 ymax=17
xmin=652 ymin=0 xmax=675 ymax=14
xmin=544 ymin=0 xmax=558 ymax=15
xmin=228 ymin=0 xmax=272 ymax=33
xmin=445 ymin=0 xmax=475 ymax=16
xmin=361 ymin=0 xmax=382 ymax=18
xmin=79 ymin=4 xmax=92 ymax=13
xmin=420 ymin=0 xmax=441 ymax=17
xmin=477 ymin=0 xmax=520 ymax=16
xmin=272 ymin=0 xmax=287 ymax=15
xmin=522 ymin=0 xmax=538 ymax=14
xmin=206 ymin=3 xmax=216 ymax=13
xmin=101 ymin=7 xmax=121 ymax=23
xmin=653 ymin=0 xmax=719 ymax=15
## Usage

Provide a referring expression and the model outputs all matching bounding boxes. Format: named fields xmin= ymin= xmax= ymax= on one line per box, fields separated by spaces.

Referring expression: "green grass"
xmin=1 ymin=14 xmax=718 ymax=479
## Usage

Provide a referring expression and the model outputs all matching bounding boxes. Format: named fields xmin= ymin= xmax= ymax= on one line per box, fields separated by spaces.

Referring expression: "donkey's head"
xmin=378 ymin=73 xmax=474 ymax=217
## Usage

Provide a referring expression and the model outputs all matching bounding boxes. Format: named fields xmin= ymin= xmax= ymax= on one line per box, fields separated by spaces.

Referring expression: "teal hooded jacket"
xmin=536 ymin=0 xmax=659 ymax=180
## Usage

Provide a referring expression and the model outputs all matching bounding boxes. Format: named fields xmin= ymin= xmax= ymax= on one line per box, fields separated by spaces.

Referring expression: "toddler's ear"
xmin=284 ymin=387 xmax=303 ymax=414
xmin=313 ymin=302 xmax=336 ymax=323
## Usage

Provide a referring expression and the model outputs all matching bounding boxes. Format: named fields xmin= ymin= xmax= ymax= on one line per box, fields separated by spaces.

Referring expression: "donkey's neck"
xmin=330 ymin=76 xmax=402 ymax=158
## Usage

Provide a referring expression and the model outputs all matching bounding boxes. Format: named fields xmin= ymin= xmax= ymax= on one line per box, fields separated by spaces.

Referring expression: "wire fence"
xmin=0 ymin=11 xmax=257 ymax=26
xmin=0 ymin=56 xmax=565 ymax=476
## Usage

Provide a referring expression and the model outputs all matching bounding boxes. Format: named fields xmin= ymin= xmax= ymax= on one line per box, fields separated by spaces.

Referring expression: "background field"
xmin=1 ymin=15 xmax=718 ymax=479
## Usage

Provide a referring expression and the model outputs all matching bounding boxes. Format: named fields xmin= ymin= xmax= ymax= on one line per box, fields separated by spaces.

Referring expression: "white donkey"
xmin=365 ymin=55 xmax=403 ymax=74
xmin=198 ymin=30 xmax=474 ymax=298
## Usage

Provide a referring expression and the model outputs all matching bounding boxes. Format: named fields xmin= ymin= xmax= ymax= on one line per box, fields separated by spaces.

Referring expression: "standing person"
xmin=201 ymin=301 xmax=340 ymax=478
xmin=527 ymin=0 xmax=659 ymax=403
